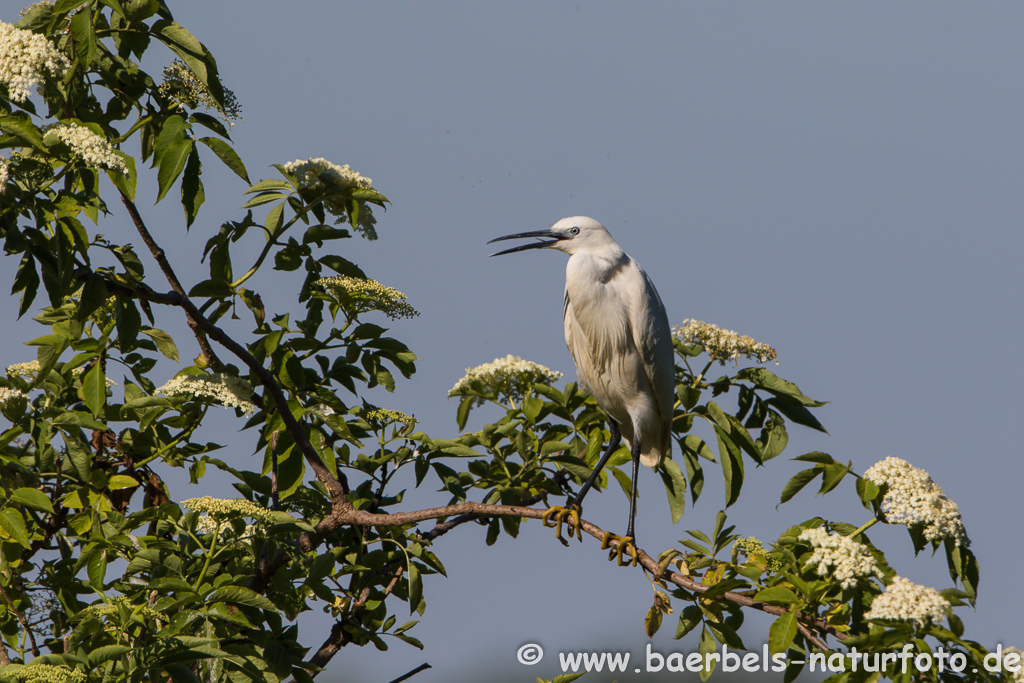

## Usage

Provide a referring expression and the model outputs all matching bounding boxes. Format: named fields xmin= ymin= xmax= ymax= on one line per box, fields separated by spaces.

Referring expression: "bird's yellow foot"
xmin=601 ymin=531 xmax=638 ymax=567
xmin=542 ymin=505 xmax=582 ymax=545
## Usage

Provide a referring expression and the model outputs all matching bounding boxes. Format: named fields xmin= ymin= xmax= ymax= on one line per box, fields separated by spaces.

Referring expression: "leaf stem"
xmin=849 ymin=516 xmax=880 ymax=539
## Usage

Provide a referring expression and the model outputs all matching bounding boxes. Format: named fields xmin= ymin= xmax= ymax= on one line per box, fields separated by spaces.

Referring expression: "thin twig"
xmin=113 ymin=193 xmax=350 ymax=502
xmin=386 ymin=663 xmax=431 ymax=683
xmin=119 ymin=192 xmax=223 ymax=369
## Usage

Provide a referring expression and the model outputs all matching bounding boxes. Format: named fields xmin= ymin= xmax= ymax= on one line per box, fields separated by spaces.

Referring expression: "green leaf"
xmin=792 ymin=452 xmax=834 ymax=464
xmin=768 ymin=611 xmax=798 ymax=655
xmin=246 ymin=178 xmax=292 ymax=194
xmin=81 ymin=362 xmax=106 ymax=417
xmin=87 ymin=548 xmax=107 ymax=589
xmin=87 ymin=645 xmax=132 ymax=668
xmin=818 ymin=463 xmax=848 ymax=494
xmin=736 ymin=368 xmax=826 ymax=407
xmin=70 ymin=9 xmax=98 ymax=66
xmin=206 ymin=586 xmax=277 ymax=611
xmin=108 ymin=153 xmax=137 ymax=200
xmin=456 ymin=397 xmax=473 ymax=431
xmin=0 ymin=509 xmax=30 ymax=548
xmin=10 ymin=487 xmax=54 ymax=513
xmin=715 ymin=428 xmax=744 ymax=507
xmin=753 ymin=587 xmax=799 ymax=605
xmin=681 ymin=434 xmax=715 ymax=461
xmin=142 ymin=328 xmax=179 ymax=361
xmin=675 ymin=605 xmax=702 ymax=640
xmin=156 ymin=139 xmax=193 ymax=203
xmin=698 ymin=627 xmax=717 ymax=680
xmin=765 ymin=397 xmax=828 ymax=434
xmin=115 ymin=297 xmax=142 ymax=350
xmin=658 ymin=457 xmax=687 ymax=523
xmin=199 ymin=137 xmax=249 ymax=183
xmin=188 ymin=279 xmax=233 ymax=298
xmin=779 ymin=468 xmax=819 ymax=504
xmin=181 ymin=145 xmax=204 ymax=228
xmin=108 ymin=475 xmax=139 ymax=490
xmin=408 ymin=563 xmax=425 ymax=615
xmin=0 ymin=114 xmax=45 ymax=151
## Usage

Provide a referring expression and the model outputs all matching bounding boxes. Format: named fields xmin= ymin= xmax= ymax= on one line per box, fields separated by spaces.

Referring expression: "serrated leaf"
xmin=156 ymin=139 xmax=193 ymax=203
xmin=675 ymin=605 xmax=702 ymax=640
xmin=199 ymin=136 xmax=249 ymax=183
xmin=736 ymin=367 xmax=826 ymax=407
xmin=768 ymin=611 xmax=798 ymax=655
xmin=205 ymin=586 xmax=277 ymax=611
xmin=0 ymin=509 xmax=30 ymax=547
xmin=408 ymin=563 xmax=424 ymax=615
xmin=754 ymin=586 xmax=799 ymax=605
xmin=108 ymin=474 xmax=139 ymax=490
xmin=779 ymin=468 xmax=819 ymax=504
xmin=181 ymin=146 xmax=204 ymax=228
xmin=87 ymin=645 xmax=132 ymax=668
xmin=0 ymin=114 xmax=45 ymax=151
xmin=142 ymin=328 xmax=178 ymax=361
xmin=658 ymin=457 xmax=687 ymax=523
xmin=81 ymin=362 xmax=106 ymax=416
xmin=10 ymin=487 xmax=54 ymax=513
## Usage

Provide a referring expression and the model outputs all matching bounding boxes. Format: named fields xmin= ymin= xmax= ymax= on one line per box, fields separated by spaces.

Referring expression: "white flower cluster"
xmin=159 ymin=59 xmax=242 ymax=123
xmin=7 ymin=360 xmax=41 ymax=379
xmin=1003 ymin=648 xmax=1024 ymax=683
xmin=864 ymin=576 xmax=949 ymax=626
xmin=449 ymin=354 xmax=563 ymax=407
xmin=281 ymin=157 xmax=373 ymax=191
xmin=0 ymin=386 xmax=28 ymax=408
xmin=673 ymin=319 xmax=777 ymax=365
xmin=0 ymin=664 xmax=86 ymax=683
xmin=0 ymin=21 xmax=70 ymax=103
xmin=5 ymin=360 xmax=116 ymax=386
xmin=864 ymin=456 xmax=969 ymax=547
xmin=280 ymin=157 xmax=378 ymax=238
xmin=798 ymin=527 xmax=882 ymax=589
xmin=156 ymin=373 xmax=257 ymax=416
xmin=0 ymin=155 xmax=9 ymax=190
xmin=183 ymin=496 xmax=274 ymax=523
xmin=314 ymin=276 xmax=418 ymax=320
xmin=364 ymin=407 xmax=415 ymax=426
xmin=43 ymin=123 xmax=128 ymax=175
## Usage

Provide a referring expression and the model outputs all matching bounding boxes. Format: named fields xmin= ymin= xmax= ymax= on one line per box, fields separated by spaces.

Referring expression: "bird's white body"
xmin=489 ymin=216 xmax=676 ymax=539
xmin=554 ymin=217 xmax=675 ymax=467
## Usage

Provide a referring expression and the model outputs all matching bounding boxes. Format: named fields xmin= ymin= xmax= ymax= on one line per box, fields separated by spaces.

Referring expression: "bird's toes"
xmin=601 ymin=531 xmax=639 ymax=567
xmin=541 ymin=505 xmax=582 ymax=544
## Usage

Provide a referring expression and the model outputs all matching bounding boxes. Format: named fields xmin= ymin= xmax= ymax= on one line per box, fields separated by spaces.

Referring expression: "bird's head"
xmin=488 ymin=216 xmax=619 ymax=257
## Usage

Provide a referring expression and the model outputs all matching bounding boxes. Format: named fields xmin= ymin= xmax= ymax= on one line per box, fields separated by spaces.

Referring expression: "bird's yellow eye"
xmin=569 ymin=227 xmax=580 ymax=235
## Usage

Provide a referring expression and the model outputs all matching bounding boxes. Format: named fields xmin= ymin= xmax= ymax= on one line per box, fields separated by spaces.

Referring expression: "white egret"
xmin=489 ymin=216 xmax=675 ymax=562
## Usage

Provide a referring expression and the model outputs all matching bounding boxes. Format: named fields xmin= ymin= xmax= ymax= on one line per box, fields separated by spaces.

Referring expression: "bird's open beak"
xmin=487 ymin=230 xmax=567 ymax=256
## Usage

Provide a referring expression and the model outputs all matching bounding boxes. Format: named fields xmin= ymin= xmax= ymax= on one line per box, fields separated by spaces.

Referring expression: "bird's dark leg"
xmin=625 ymin=437 xmax=642 ymax=541
xmin=543 ymin=420 xmax=621 ymax=543
xmin=601 ymin=436 xmax=642 ymax=567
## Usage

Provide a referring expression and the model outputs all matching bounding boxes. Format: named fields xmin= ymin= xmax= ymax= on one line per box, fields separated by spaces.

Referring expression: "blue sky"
xmin=4 ymin=2 xmax=1023 ymax=681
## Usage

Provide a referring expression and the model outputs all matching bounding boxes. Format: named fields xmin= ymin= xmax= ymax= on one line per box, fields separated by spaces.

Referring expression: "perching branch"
xmin=300 ymin=498 xmax=838 ymax=650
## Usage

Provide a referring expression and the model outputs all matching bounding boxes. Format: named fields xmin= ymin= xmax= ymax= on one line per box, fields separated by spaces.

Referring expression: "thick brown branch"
xmin=116 ymin=192 xmax=349 ymax=502
xmin=304 ymin=501 xmax=839 ymax=649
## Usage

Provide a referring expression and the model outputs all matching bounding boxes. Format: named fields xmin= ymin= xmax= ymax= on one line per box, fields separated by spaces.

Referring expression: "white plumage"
xmin=490 ymin=216 xmax=675 ymax=541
